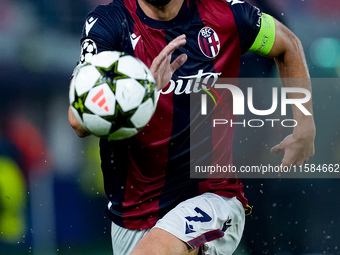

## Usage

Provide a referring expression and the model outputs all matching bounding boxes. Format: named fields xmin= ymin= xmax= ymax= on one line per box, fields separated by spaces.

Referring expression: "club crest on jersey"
xmin=198 ymin=27 xmax=220 ymax=58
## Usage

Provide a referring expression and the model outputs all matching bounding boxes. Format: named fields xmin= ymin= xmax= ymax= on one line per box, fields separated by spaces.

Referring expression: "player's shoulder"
xmin=201 ymin=0 xmax=261 ymax=28
xmin=82 ymin=0 xmax=132 ymax=40
xmin=196 ymin=0 xmax=229 ymax=10
xmin=197 ymin=0 xmax=244 ymax=9
xmin=196 ymin=0 xmax=258 ymax=20
xmin=80 ymin=0 xmax=133 ymax=55
xmin=197 ymin=0 xmax=258 ymax=14
xmin=89 ymin=0 xmax=128 ymax=19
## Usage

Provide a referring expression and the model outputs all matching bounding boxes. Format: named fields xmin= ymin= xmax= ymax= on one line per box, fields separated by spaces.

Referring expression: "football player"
xmin=68 ymin=0 xmax=315 ymax=254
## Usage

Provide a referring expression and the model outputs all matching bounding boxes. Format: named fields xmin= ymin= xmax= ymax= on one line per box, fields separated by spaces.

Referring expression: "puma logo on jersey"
xmin=86 ymin=17 xmax=98 ymax=36
xmin=225 ymin=0 xmax=244 ymax=5
xmin=130 ymin=33 xmax=141 ymax=50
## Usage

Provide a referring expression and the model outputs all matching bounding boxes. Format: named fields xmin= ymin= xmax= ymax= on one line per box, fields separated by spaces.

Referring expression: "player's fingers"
xmin=150 ymin=54 xmax=171 ymax=77
xmin=296 ymin=161 xmax=304 ymax=167
xmin=281 ymin=155 xmax=295 ymax=167
xmin=296 ymin=154 xmax=312 ymax=166
xmin=151 ymin=35 xmax=186 ymax=70
xmin=160 ymin=34 xmax=186 ymax=57
xmin=167 ymin=34 xmax=186 ymax=49
xmin=282 ymin=147 xmax=306 ymax=167
xmin=310 ymin=146 xmax=315 ymax=158
xmin=171 ymin=53 xmax=188 ymax=72
xmin=151 ymin=52 xmax=168 ymax=71
xmin=270 ymin=143 xmax=284 ymax=154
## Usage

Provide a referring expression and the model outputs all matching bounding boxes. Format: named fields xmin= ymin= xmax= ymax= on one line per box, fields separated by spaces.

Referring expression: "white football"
xmin=69 ymin=51 xmax=157 ymax=140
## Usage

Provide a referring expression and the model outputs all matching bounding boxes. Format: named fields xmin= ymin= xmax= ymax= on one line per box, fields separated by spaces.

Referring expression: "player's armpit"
xmin=68 ymin=106 xmax=90 ymax=138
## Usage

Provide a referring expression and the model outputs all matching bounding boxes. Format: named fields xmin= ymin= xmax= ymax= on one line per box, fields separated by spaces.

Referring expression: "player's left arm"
xmin=266 ymin=18 xmax=316 ymax=166
xmin=68 ymin=106 xmax=90 ymax=138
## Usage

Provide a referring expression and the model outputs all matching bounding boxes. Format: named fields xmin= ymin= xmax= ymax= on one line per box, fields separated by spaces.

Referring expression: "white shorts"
xmin=111 ymin=193 xmax=245 ymax=255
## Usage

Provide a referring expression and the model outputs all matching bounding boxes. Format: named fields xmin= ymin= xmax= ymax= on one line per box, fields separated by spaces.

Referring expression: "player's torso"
xmin=85 ymin=0 xmax=251 ymax=228
xmin=113 ymin=0 xmax=242 ymax=140
xmin=123 ymin=0 xmax=242 ymax=76
xmin=119 ymin=0 xmax=241 ymax=169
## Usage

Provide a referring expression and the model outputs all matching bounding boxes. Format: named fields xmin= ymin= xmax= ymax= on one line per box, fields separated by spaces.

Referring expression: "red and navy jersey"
xmin=79 ymin=0 xmax=261 ymax=229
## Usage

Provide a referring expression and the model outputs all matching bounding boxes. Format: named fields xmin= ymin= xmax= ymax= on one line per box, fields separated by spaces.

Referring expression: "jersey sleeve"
xmin=78 ymin=5 xmax=127 ymax=64
xmin=227 ymin=1 xmax=262 ymax=54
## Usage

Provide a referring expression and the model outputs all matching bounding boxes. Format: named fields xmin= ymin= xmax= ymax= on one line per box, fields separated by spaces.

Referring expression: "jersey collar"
xmin=136 ymin=0 xmax=191 ymax=29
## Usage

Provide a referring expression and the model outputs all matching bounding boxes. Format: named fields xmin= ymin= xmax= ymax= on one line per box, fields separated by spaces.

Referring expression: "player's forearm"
xmin=271 ymin=20 xmax=315 ymax=138
xmin=276 ymin=50 xmax=314 ymax=134
xmin=276 ymin=51 xmax=315 ymax=139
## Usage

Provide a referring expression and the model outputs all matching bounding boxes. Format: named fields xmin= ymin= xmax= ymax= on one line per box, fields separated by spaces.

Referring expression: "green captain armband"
xmin=249 ymin=13 xmax=276 ymax=56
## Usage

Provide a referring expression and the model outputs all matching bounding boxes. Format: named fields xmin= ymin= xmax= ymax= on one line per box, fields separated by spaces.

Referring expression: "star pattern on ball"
xmin=98 ymin=62 xmax=128 ymax=89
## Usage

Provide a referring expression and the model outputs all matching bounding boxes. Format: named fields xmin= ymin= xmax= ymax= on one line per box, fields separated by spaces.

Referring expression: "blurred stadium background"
xmin=0 ymin=0 xmax=339 ymax=254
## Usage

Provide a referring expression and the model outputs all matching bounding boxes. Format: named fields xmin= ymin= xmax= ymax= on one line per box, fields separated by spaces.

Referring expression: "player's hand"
xmin=68 ymin=106 xmax=91 ymax=138
xmin=270 ymin=126 xmax=315 ymax=167
xmin=150 ymin=34 xmax=187 ymax=91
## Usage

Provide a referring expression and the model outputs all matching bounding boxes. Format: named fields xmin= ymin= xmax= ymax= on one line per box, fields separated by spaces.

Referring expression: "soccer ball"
xmin=69 ymin=51 xmax=158 ymax=140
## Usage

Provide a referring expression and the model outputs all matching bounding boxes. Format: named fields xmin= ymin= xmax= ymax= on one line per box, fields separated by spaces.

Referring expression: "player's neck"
xmin=137 ymin=0 xmax=184 ymax=21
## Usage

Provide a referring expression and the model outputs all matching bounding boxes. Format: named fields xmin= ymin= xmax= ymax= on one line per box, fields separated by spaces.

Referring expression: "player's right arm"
xmin=68 ymin=33 xmax=186 ymax=138
xmin=68 ymin=33 xmax=186 ymax=137
xmin=68 ymin=9 xmax=121 ymax=138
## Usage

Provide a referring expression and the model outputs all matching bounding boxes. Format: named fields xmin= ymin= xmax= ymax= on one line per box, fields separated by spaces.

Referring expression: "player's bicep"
xmin=249 ymin=15 xmax=302 ymax=59
xmin=265 ymin=18 xmax=303 ymax=59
